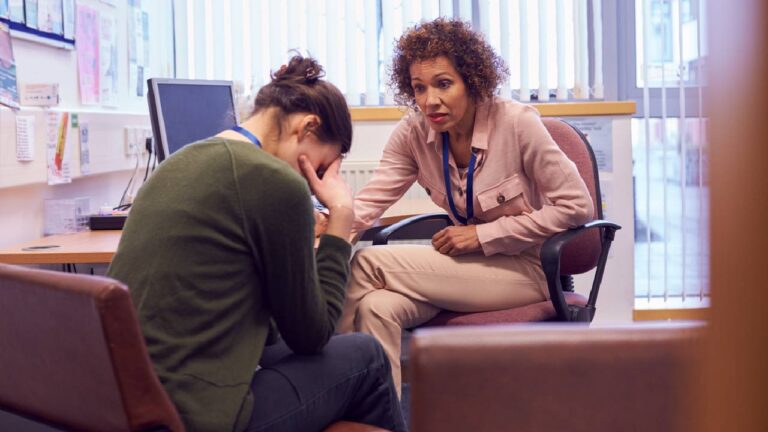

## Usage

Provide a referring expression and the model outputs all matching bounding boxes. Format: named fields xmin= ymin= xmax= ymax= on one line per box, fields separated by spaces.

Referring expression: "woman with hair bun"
xmin=339 ymin=18 xmax=595 ymax=395
xmin=108 ymin=55 xmax=405 ymax=432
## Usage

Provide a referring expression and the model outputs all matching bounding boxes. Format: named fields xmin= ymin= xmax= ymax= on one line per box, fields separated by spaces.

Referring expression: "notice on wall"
xmin=37 ymin=0 xmax=64 ymax=35
xmin=75 ymin=4 xmax=99 ymax=105
xmin=20 ymin=83 xmax=59 ymax=106
xmin=128 ymin=0 xmax=148 ymax=97
xmin=46 ymin=111 xmax=72 ymax=185
xmin=24 ymin=0 xmax=38 ymax=29
xmin=15 ymin=115 xmax=35 ymax=161
xmin=79 ymin=122 xmax=90 ymax=175
xmin=561 ymin=116 xmax=613 ymax=173
xmin=99 ymin=12 xmax=118 ymax=107
xmin=8 ymin=0 xmax=23 ymax=23
xmin=62 ymin=0 xmax=75 ymax=39
xmin=0 ymin=22 xmax=19 ymax=109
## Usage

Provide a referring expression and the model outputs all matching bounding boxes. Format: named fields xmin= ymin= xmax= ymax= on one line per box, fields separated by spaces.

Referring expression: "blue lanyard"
xmin=231 ymin=125 xmax=262 ymax=148
xmin=442 ymin=132 xmax=477 ymax=225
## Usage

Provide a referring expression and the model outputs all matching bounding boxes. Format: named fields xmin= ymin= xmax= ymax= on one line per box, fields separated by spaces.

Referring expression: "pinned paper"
xmin=75 ymin=4 xmax=100 ymax=105
xmin=80 ymin=123 xmax=90 ymax=175
xmin=46 ymin=111 xmax=72 ymax=185
xmin=15 ymin=115 xmax=35 ymax=161
xmin=20 ymin=83 xmax=59 ymax=106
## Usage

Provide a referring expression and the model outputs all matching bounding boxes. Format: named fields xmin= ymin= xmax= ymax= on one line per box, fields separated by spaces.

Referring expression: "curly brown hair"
xmin=389 ymin=18 xmax=509 ymax=108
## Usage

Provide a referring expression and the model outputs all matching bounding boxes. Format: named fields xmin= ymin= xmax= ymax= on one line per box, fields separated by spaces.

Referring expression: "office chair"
xmin=0 ymin=264 xmax=388 ymax=432
xmin=372 ymin=118 xmax=621 ymax=326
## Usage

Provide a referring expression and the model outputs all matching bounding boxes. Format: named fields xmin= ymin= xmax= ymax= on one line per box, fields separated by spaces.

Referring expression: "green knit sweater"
xmin=107 ymin=138 xmax=351 ymax=432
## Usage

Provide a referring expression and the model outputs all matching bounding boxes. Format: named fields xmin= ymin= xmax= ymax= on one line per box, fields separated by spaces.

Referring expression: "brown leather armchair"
xmin=408 ymin=322 xmax=704 ymax=432
xmin=0 ymin=264 xmax=388 ymax=432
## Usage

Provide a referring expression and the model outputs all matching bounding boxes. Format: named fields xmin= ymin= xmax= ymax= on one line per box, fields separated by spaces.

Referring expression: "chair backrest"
xmin=542 ymin=118 xmax=603 ymax=275
xmin=0 ymin=264 xmax=185 ymax=432
xmin=409 ymin=323 xmax=705 ymax=432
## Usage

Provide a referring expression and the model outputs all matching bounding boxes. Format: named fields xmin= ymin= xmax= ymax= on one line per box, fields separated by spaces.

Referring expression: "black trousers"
xmin=246 ymin=333 xmax=407 ymax=432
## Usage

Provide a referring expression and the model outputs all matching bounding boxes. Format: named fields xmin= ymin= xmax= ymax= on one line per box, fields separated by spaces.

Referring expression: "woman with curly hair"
xmin=338 ymin=18 xmax=594 ymax=394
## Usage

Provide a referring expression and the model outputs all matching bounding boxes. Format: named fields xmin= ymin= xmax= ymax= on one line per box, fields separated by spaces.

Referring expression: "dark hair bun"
xmin=272 ymin=55 xmax=325 ymax=85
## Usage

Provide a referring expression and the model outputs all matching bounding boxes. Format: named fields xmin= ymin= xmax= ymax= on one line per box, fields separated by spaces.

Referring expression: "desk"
xmin=0 ymin=199 xmax=443 ymax=266
xmin=0 ymin=230 xmax=122 ymax=265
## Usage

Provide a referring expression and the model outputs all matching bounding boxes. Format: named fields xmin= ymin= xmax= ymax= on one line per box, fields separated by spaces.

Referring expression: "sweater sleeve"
xmin=240 ymin=164 xmax=351 ymax=354
xmin=475 ymin=106 xmax=594 ymax=256
xmin=352 ymin=118 xmax=420 ymax=234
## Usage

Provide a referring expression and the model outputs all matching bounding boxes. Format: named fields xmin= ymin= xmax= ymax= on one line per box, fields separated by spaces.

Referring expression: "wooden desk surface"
xmin=0 ymin=230 xmax=122 ymax=265
xmin=0 ymin=199 xmax=443 ymax=266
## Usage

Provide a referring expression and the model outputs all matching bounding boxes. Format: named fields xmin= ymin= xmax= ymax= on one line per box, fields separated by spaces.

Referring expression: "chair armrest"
xmin=372 ymin=213 xmax=453 ymax=245
xmin=540 ymin=220 xmax=622 ymax=322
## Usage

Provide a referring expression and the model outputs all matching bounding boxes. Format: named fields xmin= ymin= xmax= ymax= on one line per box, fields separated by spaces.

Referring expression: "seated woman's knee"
xmin=336 ymin=332 xmax=388 ymax=368
xmin=356 ymin=291 xmax=401 ymax=324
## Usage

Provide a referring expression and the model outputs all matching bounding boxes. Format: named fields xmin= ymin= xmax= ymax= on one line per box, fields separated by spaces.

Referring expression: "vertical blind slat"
xmin=173 ymin=0 xmax=189 ymax=78
xmin=591 ymin=0 xmax=604 ymax=98
xmin=661 ymin=0 xmax=669 ymax=301
xmin=191 ymin=0 xmax=205 ymax=79
xmin=241 ymin=0 xmax=252 ymax=94
xmin=214 ymin=0 xmax=229 ymax=80
xmin=364 ymin=0 xmax=380 ymax=105
xmin=286 ymin=0 xmax=300 ymax=53
xmin=676 ymin=0 xmax=687 ymax=302
xmin=422 ymin=0 xmax=438 ymax=21
xmin=381 ymin=0 xmax=396 ymax=104
xmin=345 ymin=0 xmax=361 ymax=104
xmin=439 ymin=0 xmax=452 ymax=17
xmin=499 ymin=0 xmax=512 ymax=99
xmin=252 ymin=0 xmax=270 ymax=88
xmin=574 ymin=0 xmax=588 ymax=99
xmin=641 ymin=0 xmax=652 ymax=301
xmin=326 ymin=0 xmax=343 ymax=93
xmin=697 ymin=0 xmax=706 ymax=300
xmin=230 ymin=0 xmax=244 ymax=84
xmin=204 ymin=0 xmax=215 ymax=79
xmin=537 ymin=0 xmax=549 ymax=101
xmin=519 ymin=0 xmax=530 ymax=101
xmin=555 ymin=0 xmax=567 ymax=100
xmin=458 ymin=0 xmax=472 ymax=23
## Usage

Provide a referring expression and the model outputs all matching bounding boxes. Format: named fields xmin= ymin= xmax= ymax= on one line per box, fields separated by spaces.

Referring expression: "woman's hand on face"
xmin=431 ymin=225 xmax=482 ymax=256
xmin=299 ymin=155 xmax=354 ymax=212
xmin=314 ymin=210 xmax=329 ymax=237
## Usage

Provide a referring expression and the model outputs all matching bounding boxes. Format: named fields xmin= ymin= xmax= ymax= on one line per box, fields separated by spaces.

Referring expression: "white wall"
xmin=0 ymin=0 xmax=171 ymax=246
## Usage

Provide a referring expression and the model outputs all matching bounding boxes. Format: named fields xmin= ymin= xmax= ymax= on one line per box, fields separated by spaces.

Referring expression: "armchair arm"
xmin=540 ymin=219 xmax=622 ymax=322
xmin=372 ymin=213 xmax=453 ymax=245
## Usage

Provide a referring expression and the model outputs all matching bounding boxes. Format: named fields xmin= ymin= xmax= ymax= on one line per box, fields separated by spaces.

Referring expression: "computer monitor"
xmin=147 ymin=78 xmax=239 ymax=162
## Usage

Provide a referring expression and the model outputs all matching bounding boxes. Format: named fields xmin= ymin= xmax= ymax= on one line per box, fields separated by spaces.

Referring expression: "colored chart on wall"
xmin=0 ymin=21 xmax=19 ymax=109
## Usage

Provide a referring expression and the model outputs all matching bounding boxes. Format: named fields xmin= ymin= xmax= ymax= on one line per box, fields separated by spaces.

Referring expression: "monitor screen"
xmin=147 ymin=78 xmax=239 ymax=162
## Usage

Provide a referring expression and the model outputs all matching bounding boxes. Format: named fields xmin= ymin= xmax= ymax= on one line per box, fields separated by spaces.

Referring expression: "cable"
xmin=115 ymin=153 xmax=140 ymax=211
xmin=142 ymin=137 xmax=153 ymax=182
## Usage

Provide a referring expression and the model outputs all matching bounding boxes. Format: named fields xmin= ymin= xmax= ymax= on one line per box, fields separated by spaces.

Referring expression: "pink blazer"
xmin=353 ymin=97 xmax=594 ymax=257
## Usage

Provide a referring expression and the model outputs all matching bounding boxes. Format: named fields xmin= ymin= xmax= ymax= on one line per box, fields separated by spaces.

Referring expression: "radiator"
xmin=339 ymin=160 xmax=426 ymax=200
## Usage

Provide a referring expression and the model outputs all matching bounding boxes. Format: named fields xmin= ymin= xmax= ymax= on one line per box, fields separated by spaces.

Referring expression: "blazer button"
xmin=425 ymin=187 xmax=431 ymax=196
xmin=497 ymin=194 xmax=505 ymax=204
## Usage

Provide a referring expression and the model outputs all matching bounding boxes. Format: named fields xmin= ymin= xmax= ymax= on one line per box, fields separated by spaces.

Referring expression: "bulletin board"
xmin=0 ymin=0 xmax=76 ymax=50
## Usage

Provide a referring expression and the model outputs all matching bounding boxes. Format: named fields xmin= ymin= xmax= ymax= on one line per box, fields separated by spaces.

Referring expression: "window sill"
xmin=633 ymin=297 xmax=710 ymax=321
xmin=349 ymin=101 xmax=637 ymax=121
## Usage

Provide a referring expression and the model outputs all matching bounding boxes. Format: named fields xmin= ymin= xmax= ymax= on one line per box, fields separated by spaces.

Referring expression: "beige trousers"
xmin=338 ymin=244 xmax=548 ymax=396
